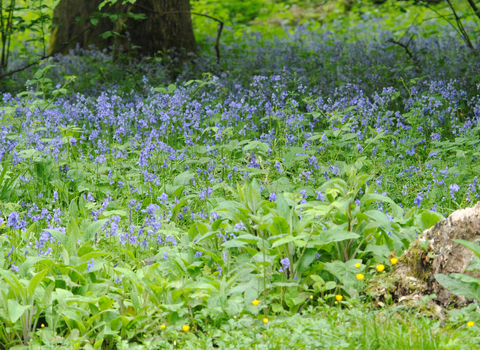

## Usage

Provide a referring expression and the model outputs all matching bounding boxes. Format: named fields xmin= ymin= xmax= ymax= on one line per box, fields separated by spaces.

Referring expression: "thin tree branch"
xmin=445 ymin=0 xmax=474 ymax=49
xmin=0 ymin=24 xmax=93 ymax=80
xmin=387 ymin=37 xmax=414 ymax=59
xmin=131 ymin=4 xmax=224 ymax=64
xmin=423 ymin=2 xmax=463 ymax=38
xmin=466 ymin=0 xmax=480 ymax=21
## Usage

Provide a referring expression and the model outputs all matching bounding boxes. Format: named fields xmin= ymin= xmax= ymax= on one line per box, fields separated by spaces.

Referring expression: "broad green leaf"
xmin=295 ymin=248 xmax=317 ymax=278
xmin=271 ymin=235 xmax=296 ymax=248
xmin=268 ymin=216 xmax=290 ymax=236
xmin=7 ymin=299 xmax=30 ymax=323
xmin=307 ymin=230 xmax=359 ymax=249
xmin=361 ymin=193 xmax=403 ymax=217
xmin=435 ymin=273 xmax=480 ymax=299
xmin=360 ymin=210 xmax=392 ymax=229
xmin=324 ymin=259 xmax=363 ymax=289
xmin=173 ymin=170 xmax=195 ymax=186
xmin=27 ymin=269 xmax=48 ymax=298
xmin=45 ymin=229 xmax=67 ymax=246
xmin=416 ymin=211 xmax=444 ymax=231
xmin=83 ymin=219 xmax=109 ymax=243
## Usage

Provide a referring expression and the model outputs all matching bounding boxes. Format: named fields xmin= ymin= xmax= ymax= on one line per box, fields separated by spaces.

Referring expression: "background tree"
xmin=48 ymin=0 xmax=196 ymax=57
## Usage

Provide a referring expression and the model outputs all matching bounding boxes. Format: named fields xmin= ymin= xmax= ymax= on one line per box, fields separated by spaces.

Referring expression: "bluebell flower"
xmin=280 ymin=257 xmax=290 ymax=270
xmin=11 ymin=264 xmax=19 ymax=273
xmin=234 ymin=222 xmax=247 ymax=231
xmin=87 ymin=259 xmax=94 ymax=272
xmin=414 ymin=193 xmax=423 ymax=207
xmin=449 ymin=183 xmax=460 ymax=200
xmin=315 ymin=191 xmax=324 ymax=201
xmin=7 ymin=212 xmax=20 ymax=229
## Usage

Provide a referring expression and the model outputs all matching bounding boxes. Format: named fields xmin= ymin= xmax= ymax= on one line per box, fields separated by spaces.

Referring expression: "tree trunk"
xmin=48 ymin=0 xmax=196 ymax=57
xmin=367 ymin=202 xmax=480 ymax=314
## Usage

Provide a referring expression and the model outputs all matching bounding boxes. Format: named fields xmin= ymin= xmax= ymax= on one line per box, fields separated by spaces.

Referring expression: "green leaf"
xmin=416 ymin=211 xmax=444 ymax=231
xmin=295 ymin=248 xmax=317 ymax=278
xmin=83 ymin=219 xmax=109 ymax=243
xmin=222 ymin=240 xmax=248 ymax=248
xmin=275 ymin=193 xmax=290 ymax=219
xmin=435 ymin=273 xmax=480 ymax=299
xmin=67 ymin=219 xmax=81 ymax=255
xmin=307 ymin=230 xmax=359 ymax=249
xmin=45 ymin=229 xmax=67 ymax=246
xmin=324 ymin=259 xmax=363 ymax=289
xmin=7 ymin=299 xmax=30 ymax=323
xmin=268 ymin=216 xmax=290 ymax=236
xmin=173 ymin=170 xmax=195 ymax=187
xmin=454 ymin=239 xmax=480 ymax=260
xmin=324 ymin=281 xmax=337 ymax=291
xmin=361 ymin=193 xmax=403 ymax=217
xmin=271 ymin=235 xmax=296 ymax=248
xmin=360 ymin=210 xmax=392 ymax=229
xmin=27 ymin=269 xmax=48 ymax=298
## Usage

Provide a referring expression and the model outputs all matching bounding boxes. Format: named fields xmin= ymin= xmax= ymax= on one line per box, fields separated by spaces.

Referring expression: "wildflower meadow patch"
xmin=0 ymin=4 xmax=480 ymax=349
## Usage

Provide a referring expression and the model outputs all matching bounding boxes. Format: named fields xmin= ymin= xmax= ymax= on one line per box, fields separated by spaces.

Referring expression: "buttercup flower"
xmin=335 ymin=295 xmax=343 ymax=301
xmin=160 ymin=324 xmax=166 ymax=329
xmin=467 ymin=321 xmax=475 ymax=327
xmin=355 ymin=263 xmax=361 ymax=268
xmin=376 ymin=264 xmax=385 ymax=272
xmin=182 ymin=325 xmax=190 ymax=332
xmin=390 ymin=258 xmax=398 ymax=265
xmin=252 ymin=299 xmax=259 ymax=306
xmin=356 ymin=273 xmax=365 ymax=280
xmin=263 ymin=318 xmax=269 ymax=324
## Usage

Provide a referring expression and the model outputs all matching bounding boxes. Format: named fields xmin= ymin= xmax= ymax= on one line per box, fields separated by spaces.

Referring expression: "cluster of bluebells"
xmin=0 ymin=20 xmax=479 ymax=276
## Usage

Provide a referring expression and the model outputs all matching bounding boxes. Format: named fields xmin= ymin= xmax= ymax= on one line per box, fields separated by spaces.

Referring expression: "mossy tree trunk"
xmin=48 ymin=0 xmax=196 ymax=57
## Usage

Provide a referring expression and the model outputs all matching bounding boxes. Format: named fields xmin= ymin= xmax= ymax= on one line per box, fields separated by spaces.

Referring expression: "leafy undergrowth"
xmin=32 ymin=305 xmax=480 ymax=349
xmin=1 ymin=19 xmax=480 ymax=350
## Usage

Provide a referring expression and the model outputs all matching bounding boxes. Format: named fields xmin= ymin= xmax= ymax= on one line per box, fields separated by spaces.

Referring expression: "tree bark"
xmin=48 ymin=0 xmax=196 ymax=57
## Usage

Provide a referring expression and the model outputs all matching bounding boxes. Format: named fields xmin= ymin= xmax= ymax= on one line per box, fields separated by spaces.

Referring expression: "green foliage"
xmin=435 ymin=239 xmax=480 ymax=300
xmin=1 ymin=1 xmax=480 ymax=347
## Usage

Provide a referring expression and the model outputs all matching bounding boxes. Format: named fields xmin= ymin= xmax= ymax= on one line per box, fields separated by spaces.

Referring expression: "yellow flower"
xmin=182 ymin=325 xmax=190 ymax=332
xmin=356 ymin=273 xmax=365 ymax=280
xmin=252 ymin=299 xmax=260 ymax=306
xmin=160 ymin=324 xmax=166 ymax=330
xmin=355 ymin=263 xmax=361 ymax=268
xmin=467 ymin=321 xmax=475 ymax=327
xmin=263 ymin=318 xmax=269 ymax=324
xmin=335 ymin=295 xmax=343 ymax=301
xmin=390 ymin=258 xmax=398 ymax=265
xmin=376 ymin=264 xmax=385 ymax=272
